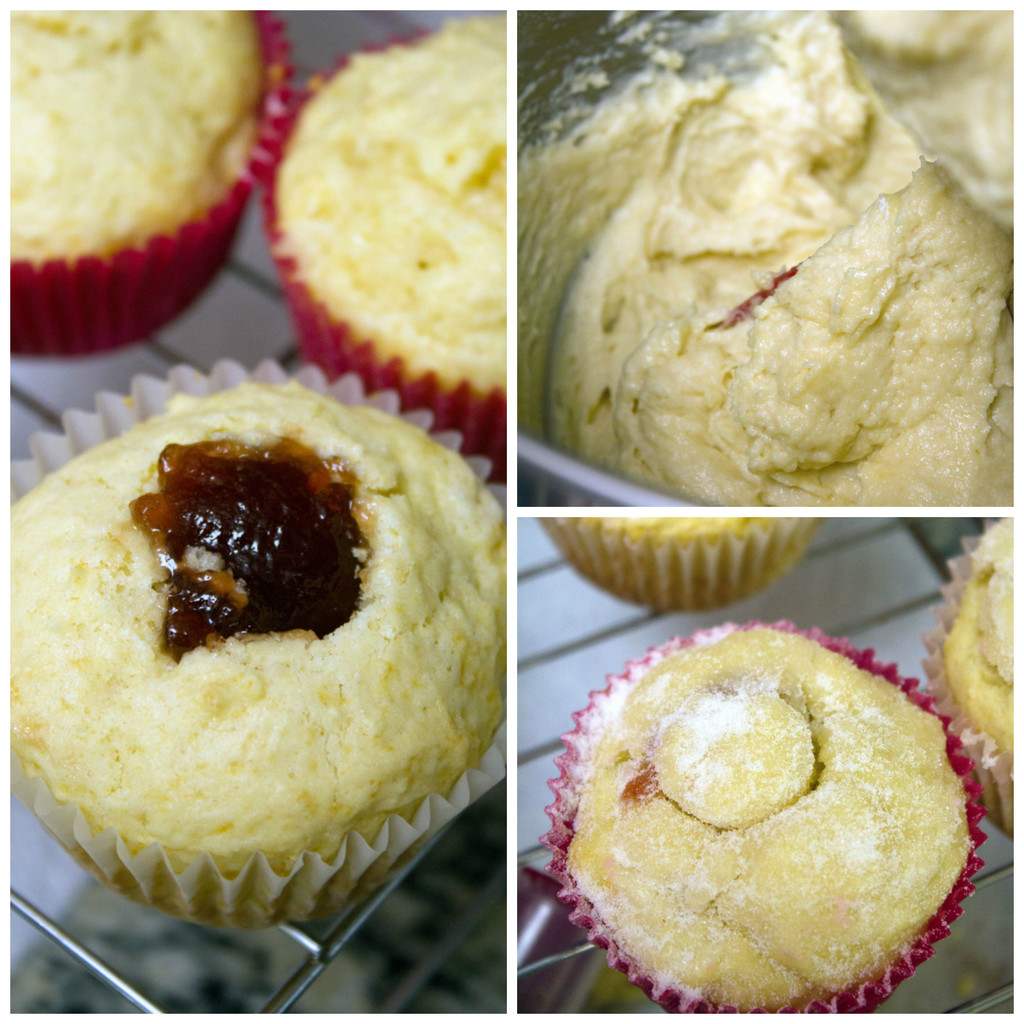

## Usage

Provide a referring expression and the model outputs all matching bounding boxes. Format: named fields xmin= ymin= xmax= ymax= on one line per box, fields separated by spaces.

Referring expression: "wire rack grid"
xmin=11 ymin=801 xmax=507 ymax=1014
xmin=516 ymin=516 xmax=1013 ymax=1014
xmin=11 ymin=12 xmax=506 ymax=1013
xmin=11 ymin=831 xmax=429 ymax=1014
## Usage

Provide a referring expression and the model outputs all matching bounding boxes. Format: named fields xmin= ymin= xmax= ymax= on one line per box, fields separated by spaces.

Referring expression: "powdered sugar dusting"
xmin=542 ymin=620 xmax=986 ymax=1014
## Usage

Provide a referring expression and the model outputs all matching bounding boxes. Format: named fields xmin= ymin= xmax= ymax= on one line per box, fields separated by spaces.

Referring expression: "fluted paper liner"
xmin=542 ymin=621 xmax=986 ymax=1013
xmin=262 ymin=36 xmax=507 ymax=480
xmin=923 ymin=532 xmax=1014 ymax=838
xmin=11 ymin=359 xmax=506 ymax=927
xmin=11 ymin=13 xmax=294 ymax=356
xmin=542 ymin=518 xmax=821 ymax=612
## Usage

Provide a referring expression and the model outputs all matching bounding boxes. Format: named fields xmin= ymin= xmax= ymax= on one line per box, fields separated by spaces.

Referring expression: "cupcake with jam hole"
xmin=543 ymin=621 xmax=984 ymax=1012
xmin=11 ymin=362 xmax=506 ymax=926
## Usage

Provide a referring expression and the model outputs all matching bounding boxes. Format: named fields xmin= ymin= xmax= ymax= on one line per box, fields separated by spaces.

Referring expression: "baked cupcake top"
xmin=564 ymin=626 xmax=969 ymax=1011
xmin=944 ymin=518 xmax=1013 ymax=752
xmin=273 ymin=14 xmax=507 ymax=394
xmin=573 ymin=516 xmax=775 ymax=542
xmin=12 ymin=11 xmax=263 ymax=262
xmin=11 ymin=382 xmax=505 ymax=876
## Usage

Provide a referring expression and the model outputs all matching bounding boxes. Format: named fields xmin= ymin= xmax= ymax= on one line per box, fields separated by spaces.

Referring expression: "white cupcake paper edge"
xmin=541 ymin=517 xmax=822 ymax=612
xmin=921 ymin=530 xmax=1013 ymax=836
xmin=11 ymin=358 xmax=507 ymax=926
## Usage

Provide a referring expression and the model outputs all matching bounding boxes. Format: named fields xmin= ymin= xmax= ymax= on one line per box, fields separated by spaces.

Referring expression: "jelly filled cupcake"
xmin=543 ymin=621 xmax=984 ymax=1012
xmin=11 ymin=361 xmax=506 ymax=927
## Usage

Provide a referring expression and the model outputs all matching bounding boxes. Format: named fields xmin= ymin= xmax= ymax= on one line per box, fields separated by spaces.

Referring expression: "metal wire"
xmin=11 ymin=892 xmax=167 ymax=1014
xmin=9 ymin=822 xmax=501 ymax=1014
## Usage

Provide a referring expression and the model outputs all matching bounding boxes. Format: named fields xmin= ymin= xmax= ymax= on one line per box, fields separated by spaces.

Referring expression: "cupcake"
xmin=266 ymin=14 xmax=507 ymax=478
xmin=541 ymin=517 xmax=821 ymax=611
xmin=543 ymin=622 xmax=985 ymax=1013
xmin=11 ymin=363 xmax=506 ymax=927
xmin=924 ymin=518 xmax=1013 ymax=837
xmin=11 ymin=11 xmax=291 ymax=356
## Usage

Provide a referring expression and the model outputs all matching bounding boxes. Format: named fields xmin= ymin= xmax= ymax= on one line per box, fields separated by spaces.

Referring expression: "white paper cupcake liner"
xmin=11 ymin=358 xmax=507 ymax=927
xmin=922 ymin=531 xmax=1013 ymax=838
xmin=541 ymin=517 xmax=821 ymax=612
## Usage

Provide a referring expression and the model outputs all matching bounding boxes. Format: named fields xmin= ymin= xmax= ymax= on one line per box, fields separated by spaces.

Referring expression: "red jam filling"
xmin=130 ymin=438 xmax=364 ymax=657
xmin=621 ymin=756 xmax=660 ymax=803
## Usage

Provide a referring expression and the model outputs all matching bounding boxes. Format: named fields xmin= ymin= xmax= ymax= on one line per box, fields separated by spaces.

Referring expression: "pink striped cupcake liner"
xmin=542 ymin=621 xmax=986 ymax=1013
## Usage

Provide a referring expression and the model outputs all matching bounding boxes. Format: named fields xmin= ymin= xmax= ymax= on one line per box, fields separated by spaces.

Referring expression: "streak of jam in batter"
xmin=709 ymin=264 xmax=800 ymax=330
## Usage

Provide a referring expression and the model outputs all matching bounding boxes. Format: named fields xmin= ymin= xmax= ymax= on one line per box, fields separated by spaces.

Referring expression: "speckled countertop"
xmin=11 ymin=11 xmax=506 ymax=1014
xmin=12 ymin=786 xmax=505 ymax=1013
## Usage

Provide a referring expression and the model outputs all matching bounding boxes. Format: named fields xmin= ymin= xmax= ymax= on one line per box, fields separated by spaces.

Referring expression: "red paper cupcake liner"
xmin=11 ymin=11 xmax=294 ymax=358
xmin=262 ymin=39 xmax=507 ymax=482
xmin=541 ymin=621 xmax=987 ymax=1014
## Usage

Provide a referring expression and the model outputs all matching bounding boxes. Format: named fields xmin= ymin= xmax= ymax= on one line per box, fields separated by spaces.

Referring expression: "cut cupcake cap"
xmin=542 ymin=621 xmax=986 ymax=1013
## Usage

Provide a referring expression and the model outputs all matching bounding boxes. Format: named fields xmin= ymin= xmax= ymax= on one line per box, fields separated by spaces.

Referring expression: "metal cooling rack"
xmin=11 ymin=812 xmax=508 ymax=1014
xmin=516 ymin=517 xmax=1013 ymax=1014
xmin=11 ymin=13 xmax=505 ymax=1013
xmin=11 ymin=835 xmax=436 ymax=1014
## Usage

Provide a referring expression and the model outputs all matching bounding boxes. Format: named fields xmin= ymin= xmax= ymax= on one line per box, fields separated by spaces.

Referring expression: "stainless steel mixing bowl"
xmin=517 ymin=12 xmax=763 ymax=507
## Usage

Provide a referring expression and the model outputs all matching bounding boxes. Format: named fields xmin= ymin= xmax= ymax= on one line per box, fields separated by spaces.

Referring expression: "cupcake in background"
xmin=266 ymin=14 xmax=507 ymax=478
xmin=543 ymin=621 xmax=985 ymax=1013
xmin=11 ymin=362 xmax=506 ymax=927
xmin=11 ymin=11 xmax=291 ymax=356
xmin=924 ymin=518 xmax=1013 ymax=836
xmin=541 ymin=516 xmax=821 ymax=611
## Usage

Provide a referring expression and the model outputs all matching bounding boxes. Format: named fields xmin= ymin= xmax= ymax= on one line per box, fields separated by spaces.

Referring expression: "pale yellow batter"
xmin=615 ymin=163 xmax=1012 ymax=504
xmin=520 ymin=11 xmax=1013 ymax=506
xmin=836 ymin=12 xmax=1012 ymax=232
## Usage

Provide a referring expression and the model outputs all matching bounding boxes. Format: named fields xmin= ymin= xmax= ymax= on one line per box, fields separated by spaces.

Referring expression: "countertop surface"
xmin=11 ymin=11 xmax=506 ymax=1014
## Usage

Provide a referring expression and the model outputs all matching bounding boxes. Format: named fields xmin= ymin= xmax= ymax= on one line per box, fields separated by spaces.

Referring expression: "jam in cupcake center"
xmin=130 ymin=438 xmax=365 ymax=657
